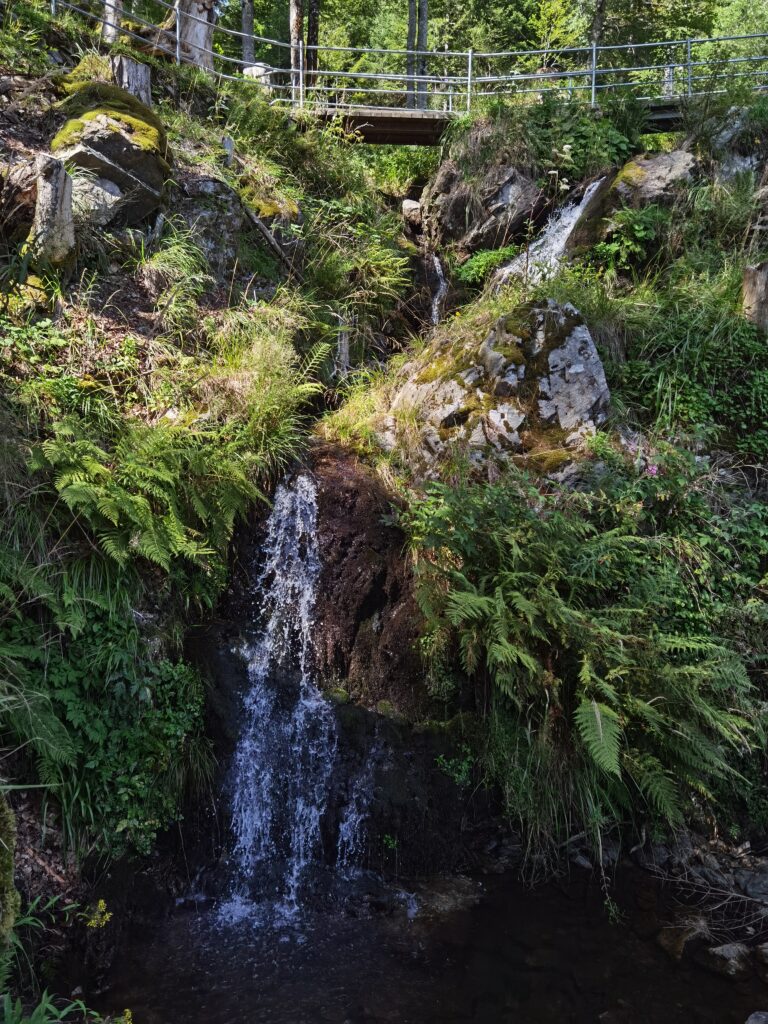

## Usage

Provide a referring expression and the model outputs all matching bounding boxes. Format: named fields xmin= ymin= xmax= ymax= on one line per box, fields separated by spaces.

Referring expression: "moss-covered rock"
xmin=376 ymin=299 xmax=610 ymax=477
xmin=50 ymin=83 xmax=171 ymax=226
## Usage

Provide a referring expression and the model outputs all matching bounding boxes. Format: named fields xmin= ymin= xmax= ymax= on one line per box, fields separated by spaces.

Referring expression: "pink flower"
xmin=645 ymin=464 xmax=659 ymax=477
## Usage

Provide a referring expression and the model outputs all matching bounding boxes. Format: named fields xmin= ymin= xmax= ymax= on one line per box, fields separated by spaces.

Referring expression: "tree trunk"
xmin=416 ymin=0 xmax=428 ymax=110
xmin=306 ymin=0 xmax=320 ymax=83
xmin=101 ymin=0 xmax=123 ymax=44
xmin=177 ymin=0 xmax=217 ymax=71
xmin=110 ymin=55 xmax=152 ymax=106
xmin=589 ymin=0 xmax=607 ymax=45
xmin=289 ymin=0 xmax=304 ymax=101
xmin=406 ymin=0 xmax=416 ymax=109
xmin=242 ymin=0 xmax=255 ymax=65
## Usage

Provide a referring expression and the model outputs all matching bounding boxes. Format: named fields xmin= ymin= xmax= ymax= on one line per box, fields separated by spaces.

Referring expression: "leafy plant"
xmin=405 ymin=452 xmax=767 ymax=866
xmin=454 ymin=245 xmax=521 ymax=286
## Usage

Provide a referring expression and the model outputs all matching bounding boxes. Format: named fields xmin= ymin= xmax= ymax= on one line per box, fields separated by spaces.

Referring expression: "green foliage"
xmin=454 ymin=246 xmax=521 ymax=286
xmin=591 ymin=204 xmax=669 ymax=272
xmin=405 ymin=449 xmax=767 ymax=863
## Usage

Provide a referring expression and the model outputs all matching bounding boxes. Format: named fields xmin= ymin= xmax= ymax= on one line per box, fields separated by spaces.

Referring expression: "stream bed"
xmin=96 ymin=872 xmax=765 ymax=1024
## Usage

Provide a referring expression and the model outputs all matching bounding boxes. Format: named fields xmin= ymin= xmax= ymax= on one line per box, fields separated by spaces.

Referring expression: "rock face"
xmin=743 ymin=261 xmax=768 ymax=333
xmin=176 ymin=176 xmax=244 ymax=281
xmin=29 ymin=155 xmax=75 ymax=266
xmin=51 ymin=83 xmax=170 ymax=226
xmin=695 ymin=942 xmax=753 ymax=981
xmin=421 ymin=159 xmax=540 ymax=253
xmin=311 ymin=445 xmax=426 ymax=718
xmin=376 ymin=300 xmax=610 ymax=475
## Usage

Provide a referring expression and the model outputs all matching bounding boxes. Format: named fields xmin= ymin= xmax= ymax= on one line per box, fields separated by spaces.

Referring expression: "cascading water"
xmin=493 ymin=178 xmax=605 ymax=289
xmin=430 ymin=253 xmax=449 ymax=325
xmin=221 ymin=474 xmax=339 ymax=924
xmin=336 ymin=739 xmax=382 ymax=875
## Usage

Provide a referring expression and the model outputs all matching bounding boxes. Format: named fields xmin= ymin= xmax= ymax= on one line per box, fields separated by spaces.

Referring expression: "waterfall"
xmin=221 ymin=474 xmax=339 ymax=924
xmin=493 ymin=178 xmax=605 ymax=289
xmin=336 ymin=740 xmax=381 ymax=875
xmin=430 ymin=253 xmax=448 ymax=326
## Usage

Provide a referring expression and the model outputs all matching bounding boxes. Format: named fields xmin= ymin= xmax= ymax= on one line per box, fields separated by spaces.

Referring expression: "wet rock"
xmin=611 ymin=150 xmax=696 ymax=207
xmin=743 ymin=261 xmax=768 ymax=334
xmin=377 ymin=300 xmax=609 ymax=476
xmin=695 ymin=941 xmax=752 ymax=980
xmin=311 ymin=445 xmax=426 ymax=718
xmin=746 ymin=1015 xmax=768 ymax=1024
xmin=28 ymin=154 xmax=75 ymax=266
xmin=51 ymin=83 xmax=170 ymax=225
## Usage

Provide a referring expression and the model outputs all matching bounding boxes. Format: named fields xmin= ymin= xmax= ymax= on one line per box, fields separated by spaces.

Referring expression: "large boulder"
xmin=421 ymin=159 xmax=541 ymax=253
xmin=176 ymin=176 xmax=244 ymax=281
xmin=376 ymin=300 xmax=610 ymax=476
xmin=610 ymin=150 xmax=696 ymax=207
xmin=50 ymin=83 xmax=170 ymax=226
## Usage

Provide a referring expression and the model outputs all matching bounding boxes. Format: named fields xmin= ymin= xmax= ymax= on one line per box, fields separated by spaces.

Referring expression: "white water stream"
xmin=430 ymin=253 xmax=449 ymax=325
xmin=220 ymin=474 xmax=376 ymax=925
xmin=493 ymin=178 xmax=605 ymax=289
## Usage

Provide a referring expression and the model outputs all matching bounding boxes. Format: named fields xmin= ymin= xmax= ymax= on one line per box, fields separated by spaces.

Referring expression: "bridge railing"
xmin=45 ymin=0 xmax=768 ymax=114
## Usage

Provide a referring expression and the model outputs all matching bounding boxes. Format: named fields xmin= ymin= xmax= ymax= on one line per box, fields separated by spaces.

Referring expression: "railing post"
xmin=686 ymin=38 xmax=692 ymax=96
xmin=174 ymin=0 xmax=181 ymax=64
xmin=467 ymin=48 xmax=473 ymax=112
xmin=299 ymin=39 xmax=305 ymax=107
xmin=50 ymin=0 xmax=56 ymax=16
xmin=591 ymin=40 xmax=597 ymax=106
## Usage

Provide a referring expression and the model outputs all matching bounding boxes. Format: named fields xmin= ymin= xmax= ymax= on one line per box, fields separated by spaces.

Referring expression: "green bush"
xmin=405 ymin=447 xmax=768 ymax=864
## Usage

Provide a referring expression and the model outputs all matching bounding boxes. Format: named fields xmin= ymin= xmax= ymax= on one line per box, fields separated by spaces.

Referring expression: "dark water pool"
xmin=95 ymin=874 xmax=767 ymax=1024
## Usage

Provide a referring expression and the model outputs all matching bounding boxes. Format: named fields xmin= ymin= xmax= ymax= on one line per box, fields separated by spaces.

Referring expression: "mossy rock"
xmin=52 ymin=83 xmax=169 ymax=166
xmin=0 ymin=796 xmax=20 ymax=949
xmin=50 ymin=83 xmax=171 ymax=223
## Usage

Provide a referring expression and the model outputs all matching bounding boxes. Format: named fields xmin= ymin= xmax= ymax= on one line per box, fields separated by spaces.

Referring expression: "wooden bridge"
xmin=50 ymin=1 xmax=768 ymax=146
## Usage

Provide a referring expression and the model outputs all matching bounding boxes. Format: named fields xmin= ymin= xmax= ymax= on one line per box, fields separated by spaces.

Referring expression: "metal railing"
xmin=47 ymin=0 xmax=768 ymax=114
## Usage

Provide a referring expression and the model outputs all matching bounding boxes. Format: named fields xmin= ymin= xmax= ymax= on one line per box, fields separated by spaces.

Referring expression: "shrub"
xmin=404 ymin=449 xmax=767 ymax=866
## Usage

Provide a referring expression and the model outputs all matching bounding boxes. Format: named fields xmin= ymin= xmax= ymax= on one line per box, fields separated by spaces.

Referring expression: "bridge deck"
xmin=312 ymin=106 xmax=452 ymax=145
xmin=307 ymin=98 xmax=685 ymax=146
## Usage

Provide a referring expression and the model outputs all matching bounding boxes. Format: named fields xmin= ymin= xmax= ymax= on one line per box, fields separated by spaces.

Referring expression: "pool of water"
xmin=95 ymin=873 xmax=766 ymax=1024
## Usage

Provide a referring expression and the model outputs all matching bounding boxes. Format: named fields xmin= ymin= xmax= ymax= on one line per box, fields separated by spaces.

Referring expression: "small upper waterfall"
xmin=430 ymin=253 xmax=449 ymax=325
xmin=493 ymin=178 xmax=605 ymax=289
xmin=222 ymin=474 xmax=339 ymax=924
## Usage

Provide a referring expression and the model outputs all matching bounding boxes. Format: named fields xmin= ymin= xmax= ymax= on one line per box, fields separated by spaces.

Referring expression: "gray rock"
xmin=695 ymin=941 xmax=752 ymax=980
xmin=72 ymin=174 xmax=124 ymax=228
xmin=421 ymin=159 xmax=540 ymax=253
xmin=402 ymin=198 xmax=422 ymax=232
xmin=378 ymin=300 xmax=609 ymax=475
xmin=51 ymin=87 xmax=169 ymax=224
xmin=745 ymin=1015 xmax=768 ymax=1024
xmin=29 ymin=155 xmax=74 ymax=266
xmin=176 ymin=176 xmax=243 ymax=280
xmin=612 ymin=150 xmax=697 ymax=206
xmin=538 ymin=320 xmax=610 ymax=432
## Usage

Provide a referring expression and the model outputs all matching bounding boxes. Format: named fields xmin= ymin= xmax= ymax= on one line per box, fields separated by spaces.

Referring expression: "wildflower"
xmin=645 ymin=464 xmax=659 ymax=476
xmin=85 ymin=898 xmax=113 ymax=929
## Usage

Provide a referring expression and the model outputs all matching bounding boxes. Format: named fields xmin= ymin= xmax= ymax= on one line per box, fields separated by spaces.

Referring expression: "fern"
xmin=574 ymin=699 xmax=623 ymax=778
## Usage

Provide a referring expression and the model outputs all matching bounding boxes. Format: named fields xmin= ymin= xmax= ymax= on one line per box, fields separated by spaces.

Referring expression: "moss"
xmin=55 ymin=82 xmax=168 ymax=155
xmin=0 ymin=796 xmax=20 ymax=949
xmin=62 ymin=54 xmax=112 ymax=92
xmin=328 ymin=687 xmax=350 ymax=704
xmin=612 ymin=157 xmax=648 ymax=190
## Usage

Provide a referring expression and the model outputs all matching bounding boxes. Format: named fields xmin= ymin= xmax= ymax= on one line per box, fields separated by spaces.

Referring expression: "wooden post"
xmin=467 ymin=48 xmax=473 ymax=112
